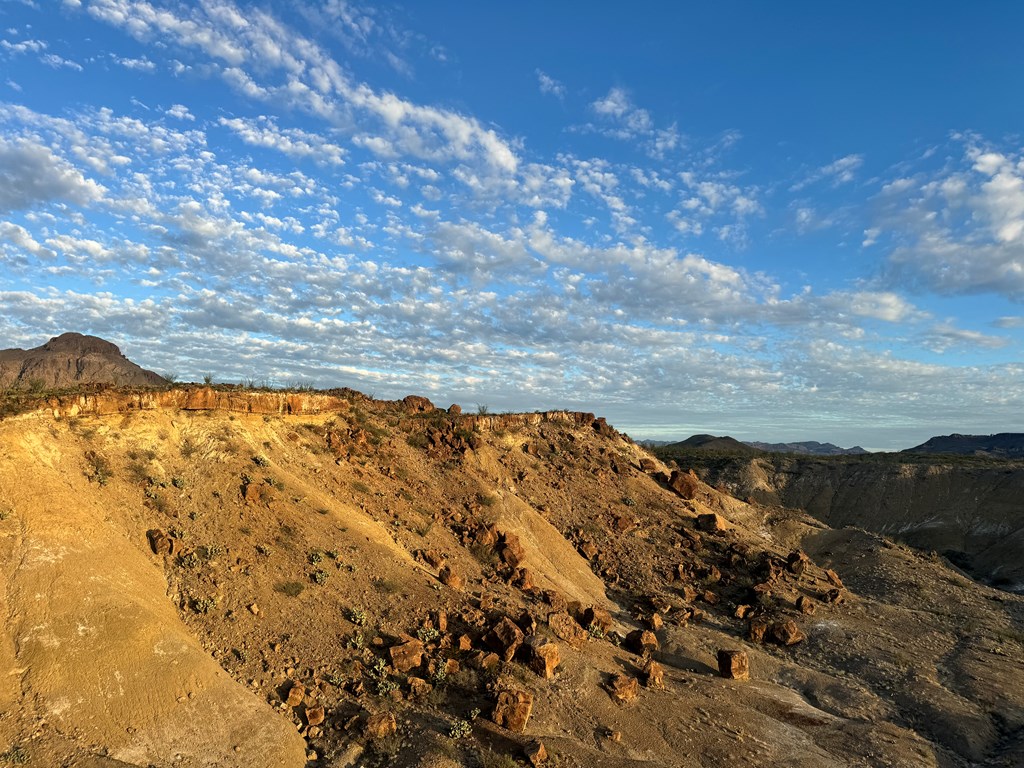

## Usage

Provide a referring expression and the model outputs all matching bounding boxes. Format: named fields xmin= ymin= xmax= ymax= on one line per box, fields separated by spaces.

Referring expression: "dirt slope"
xmin=0 ymin=388 xmax=1022 ymax=768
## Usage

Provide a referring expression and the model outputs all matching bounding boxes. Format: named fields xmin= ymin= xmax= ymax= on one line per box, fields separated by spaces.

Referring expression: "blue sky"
xmin=1 ymin=1 xmax=1023 ymax=450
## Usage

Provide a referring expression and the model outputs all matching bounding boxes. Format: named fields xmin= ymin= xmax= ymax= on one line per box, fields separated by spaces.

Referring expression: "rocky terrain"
xmin=664 ymin=450 xmax=1024 ymax=594
xmin=0 ymin=383 xmax=1022 ymax=768
xmin=0 ymin=333 xmax=166 ymax=390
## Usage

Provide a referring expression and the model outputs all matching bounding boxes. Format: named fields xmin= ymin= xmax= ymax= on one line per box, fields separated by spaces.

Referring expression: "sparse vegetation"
xmin=0 ymin=744 xmax=28 ymax=764
xmin=448 ymin=707 xmax=480 ymax=739
xmin=417 ymin=626 xmax=440 ymax=643
xmin=347 ymin=607 xmax=367 ymax=626
xmin=275 ymin=581 xmax=305 ymax=598
xmin=191 ymin=596 xmax=217 ymax=614
xmin=368 ymin=657 xmax=397 ymax=696
xmin=311 ymin=569 xmax=329 ymax=585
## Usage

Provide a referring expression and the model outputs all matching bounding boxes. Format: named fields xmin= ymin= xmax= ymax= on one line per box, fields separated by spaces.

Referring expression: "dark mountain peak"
xmin=0 ymin=332 xmax=165 ymax=390
xmin=42 ymin=332 xmax=122 ymax=356
xmin=664 ymin=434 xmax=762 ymax=454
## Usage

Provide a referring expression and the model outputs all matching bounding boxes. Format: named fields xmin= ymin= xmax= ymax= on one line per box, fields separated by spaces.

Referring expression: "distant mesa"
xmin=0 ymin=332 xmax=166 ymax=390
xmin=663 ymin=434 xmax=762 ymax=455
xmin=903 ymin=433 xmax=1024 ymax=459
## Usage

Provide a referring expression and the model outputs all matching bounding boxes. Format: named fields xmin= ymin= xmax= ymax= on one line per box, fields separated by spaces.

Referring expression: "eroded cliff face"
xmin=684 ymin=455 xmax=1024 ymax=591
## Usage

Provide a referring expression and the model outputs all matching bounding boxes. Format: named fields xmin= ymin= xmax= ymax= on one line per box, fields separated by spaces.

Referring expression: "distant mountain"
xmin=663 ymin=434 xmax=762 ymax=454
xmin=0 ymin=332 xmax=166 ymax=390
xmin=902 ymin=433 xmax=1024 ymax=459
xmin=745 ymin=440 xmax=869 ymax=456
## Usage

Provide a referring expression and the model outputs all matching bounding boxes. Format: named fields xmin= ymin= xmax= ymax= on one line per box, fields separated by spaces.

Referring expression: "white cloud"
xmin=114 ymin=54 xmax=155 ymax=71
xmin=536 ymin=69 xmax=565 ymax=99
xmin=166 ymin=103 xmax=194 ymax=121
xmin=219 ymin=116 xmax=346 ymax=165
xmin=591 ymin=86 xmax=652 ymax=135
xmin=791 ymin=154 xmax=863 ymax=191
xmin=0 ymin=137 xmax=106 ymax=212
xmin=41 ymin=52 xmax=84 ymax=70
xmin=877 ymin=140 xmax=1024 ymax=299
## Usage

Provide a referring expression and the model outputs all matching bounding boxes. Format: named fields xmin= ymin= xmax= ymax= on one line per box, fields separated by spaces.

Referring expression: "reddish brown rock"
xmin=787 ymin=550 xmax=811 ymax=576
xmin=543 ymin=590 xmax=568 ymax=613
xmin=285 ymin=681 xmax=305 ymax=707
xmin=402 ymin=394 xmax=435 ymax=413
xmin=421 ymin=549 xmax=447 ymax=569
xmin=439 ymin=565 xmax=466 ymax=590
xmin=146 ymin=529 xmax=173 ymax=556
xmin=389 ymin=639 xmax=425 ymax=673
xmin=475 ymin=524 xmax=500 ymax=549
xmin=608 ymin=673 xmax=640 ymax=704
xmin=647 ymin=612 xmax=664 ymax=631
xmin=583 ymin=606 xmax=613 ymax=634
xmin=364 ymin=711 xmax=397 ymax=739
xmin=492 ymin=690 xmax=534 ymax=733
xmin=681 ymin=585 xmax=699 ymax=603
xmin=305 ymin=704 xmax=325 ymax=726
xmin=524 ymin=740 xmax=548 ymax=766
xmin=528 ymin=641 xmax=561 ymax=679
xmin=517 ymin=610 xmax=538 ymax=636
xmin=499 ymin=531 xmax=527 ymax=567
xmin=825 ymin=569 xmax=844 ymax=588
xmin=548 ymin=612 xmax=588 ymax=649
xmin=643 ymin=659 xmax=665 ymax=689
xmin=825 ymin=588 xmax=845 ymax=604
xmin=797 ymin=595 xmax=817 ymax=615
xmin=447 ymin=403 xmax=462 ymax=415
xmin=580 ymin=540 xmax=599 ymax=560
xmin=696 ymin=513 xmax=732 ymax=533
xmin=770 ymin=620 xmax=805 ymax=646
xmin=748 ymin=618 xmax=770 ymax=643
xmin=470 ymin=651 xmax=501 ymax=672
xmin=407 ymin=677 xmax=433 ymax=699
xmin=457 ymin=634 xmax=474 ymax=652
xmin=717 ymin=649 xmax=750 ymax=680
xmin=734 ymin=604 xmax=753 ymax=620
xmin=626 ymin=629 xmax=660 ymax=655
xmin=484 ymin=617 xmax=525 ymax=662
xmin=668 ymin=469 xmax=700 ymax=500
xmin=512 ymin=567 xmax=534 ymax=591
xmin=639 ymin=458 xmax=659 ymax=473
xmin=702 ymin=590 xmax=720 ymax=605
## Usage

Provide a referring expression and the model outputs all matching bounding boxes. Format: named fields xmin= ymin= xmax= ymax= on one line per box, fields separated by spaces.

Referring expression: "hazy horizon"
xmin=1 ymin=2 xmax=1023 ymax=452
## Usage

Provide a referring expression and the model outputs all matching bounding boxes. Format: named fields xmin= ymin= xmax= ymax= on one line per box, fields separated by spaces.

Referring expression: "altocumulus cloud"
xmin=0 ymin=0 xmax=1021 ymax=450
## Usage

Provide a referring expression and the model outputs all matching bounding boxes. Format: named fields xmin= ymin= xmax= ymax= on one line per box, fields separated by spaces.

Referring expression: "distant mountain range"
xmin=903 ymin=433 xmax=1024 ymax=459
xmin=653 ymin=431 xmax=1024 ymax=458
xmin=746 ymin=440 xmax=869 ymax=456
xmin=655 ymin=434 xmax=868 ymax=456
